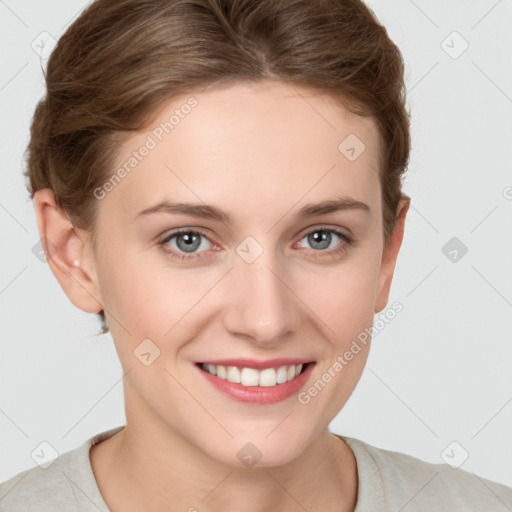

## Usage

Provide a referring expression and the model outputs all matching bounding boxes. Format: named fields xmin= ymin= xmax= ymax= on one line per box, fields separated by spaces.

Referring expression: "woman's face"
xmin=75 ymin=80 xmax=406 ymax=466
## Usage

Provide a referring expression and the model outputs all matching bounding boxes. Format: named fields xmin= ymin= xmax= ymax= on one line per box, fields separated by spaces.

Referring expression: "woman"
xmin=1 ymin=0 xmax=511 ymax=510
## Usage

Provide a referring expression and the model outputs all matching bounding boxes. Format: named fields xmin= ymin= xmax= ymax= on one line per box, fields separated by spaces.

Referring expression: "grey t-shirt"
xmin=1 ymin=425 xmax=511 ymax=511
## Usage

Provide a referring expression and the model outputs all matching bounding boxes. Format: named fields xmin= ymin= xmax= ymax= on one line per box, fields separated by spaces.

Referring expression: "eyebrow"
xmin=135 ymin=195 xmax=370 ymax=225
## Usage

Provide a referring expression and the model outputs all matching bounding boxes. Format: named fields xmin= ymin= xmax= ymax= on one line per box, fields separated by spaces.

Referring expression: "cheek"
xmin=99 ymin=248 xmax=217 ymax=346
xmin=297 ymin=255 xmax=380 ymax=339
xmin=94 ymin=245 xmax=169 ymax=342
xmin=292 ymin=253 xmax=378 ymax=413
xmin=295 ymin=267 xmax=376 ymax=420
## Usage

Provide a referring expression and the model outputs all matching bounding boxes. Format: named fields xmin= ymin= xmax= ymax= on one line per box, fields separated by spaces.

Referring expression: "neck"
xmin=90 ymin=398 xmax=358 ymax=512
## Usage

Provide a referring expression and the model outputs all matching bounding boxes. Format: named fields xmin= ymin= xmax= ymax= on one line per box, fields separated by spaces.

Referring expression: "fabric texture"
xmin=1 ymin=425 xmax=511 ymax=511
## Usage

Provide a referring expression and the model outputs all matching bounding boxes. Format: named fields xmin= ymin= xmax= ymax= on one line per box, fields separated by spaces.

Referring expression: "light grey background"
xmin=1 ymin=0 xmax=511 ymax=489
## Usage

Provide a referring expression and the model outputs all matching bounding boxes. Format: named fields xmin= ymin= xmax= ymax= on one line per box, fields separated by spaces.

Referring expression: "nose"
xmin=222 ymin=249 xmax=300 ymax=346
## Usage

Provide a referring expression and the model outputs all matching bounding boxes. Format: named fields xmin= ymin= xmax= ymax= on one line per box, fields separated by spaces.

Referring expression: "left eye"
xmin=297 ymin=228 xmax=350 ymax=252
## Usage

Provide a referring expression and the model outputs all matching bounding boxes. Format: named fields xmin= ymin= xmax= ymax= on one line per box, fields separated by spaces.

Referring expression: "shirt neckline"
xmin=72 ymin=426 xmax=382 ymax=512
xmin=334 ymin=433 xmax=386 ymax=511
xmin=68 ymin=425 xmax=125 ymax=512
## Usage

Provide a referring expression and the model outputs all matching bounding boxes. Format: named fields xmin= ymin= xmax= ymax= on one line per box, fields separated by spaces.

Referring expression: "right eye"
xmin=159 ymin=229 xmax=214 ymax=261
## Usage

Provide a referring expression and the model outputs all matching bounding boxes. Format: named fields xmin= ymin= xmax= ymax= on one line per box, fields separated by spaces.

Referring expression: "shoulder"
xmin=0 ymin=426 xmax=123 ymax=512
xmin=0 ymin=451 xmax=76 ymax=511
xmin=341 ymin=435 xmax=512 ymax=512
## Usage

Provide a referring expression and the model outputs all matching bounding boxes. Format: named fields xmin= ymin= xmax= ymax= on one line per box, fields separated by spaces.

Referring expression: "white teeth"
xmin=241 ymin=367 xmax=259 ymax=386
xmin=276 ymin=366 xmax=288 ymax=384
xmin=260 ymin=368 xmax=277 ymax=387
xmin=201 ymin=363 xmax=306 ymax=387
xmin=226 ymin=366 xmax=241 ymax=383
xmin=216 ymin=365 xmax=227 ymax=379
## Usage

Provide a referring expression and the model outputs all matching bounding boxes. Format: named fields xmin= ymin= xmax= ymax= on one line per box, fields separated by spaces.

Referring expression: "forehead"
xmin=101 ymin=80 xmax=381 ymax=225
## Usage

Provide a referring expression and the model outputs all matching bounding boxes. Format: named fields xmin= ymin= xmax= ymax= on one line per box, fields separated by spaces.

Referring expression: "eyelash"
xmin=158 ymin=226 xmax=354 ymax=262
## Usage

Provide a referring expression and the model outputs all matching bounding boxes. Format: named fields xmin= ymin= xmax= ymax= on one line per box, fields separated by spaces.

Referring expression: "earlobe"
xmin=33 ymin=188 xmax=103 ymax=314
xmin=374 ymin=196 xmax=410 ymax=314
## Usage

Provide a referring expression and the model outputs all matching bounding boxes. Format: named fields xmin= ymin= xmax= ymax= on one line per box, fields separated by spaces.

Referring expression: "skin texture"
xmin=33 ymin=80 xmax=409 ymax=512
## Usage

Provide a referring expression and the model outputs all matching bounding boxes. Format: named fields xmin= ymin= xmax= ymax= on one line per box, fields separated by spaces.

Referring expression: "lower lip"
xmin=195 ymin=363 xmax=316 ymax=404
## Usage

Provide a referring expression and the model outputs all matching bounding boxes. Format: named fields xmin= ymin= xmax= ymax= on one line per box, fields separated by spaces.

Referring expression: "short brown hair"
xmin=24 ymin=0 xmax=411 ymax=335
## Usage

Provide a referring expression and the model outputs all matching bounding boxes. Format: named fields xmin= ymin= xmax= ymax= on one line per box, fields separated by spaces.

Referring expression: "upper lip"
xmin=197 ymin=358 xmax=314 ymax=370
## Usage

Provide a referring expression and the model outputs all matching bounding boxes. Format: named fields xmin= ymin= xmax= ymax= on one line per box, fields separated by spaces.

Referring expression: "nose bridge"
xmin=224 ymin=242 xmax=298 ymax=344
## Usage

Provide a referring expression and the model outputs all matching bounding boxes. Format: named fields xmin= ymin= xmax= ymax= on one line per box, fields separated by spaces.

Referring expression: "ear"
xmin=374 ymin=195 xmax=410 ymax=314
xmin=32 ymin=188 xmax=103 ymax=314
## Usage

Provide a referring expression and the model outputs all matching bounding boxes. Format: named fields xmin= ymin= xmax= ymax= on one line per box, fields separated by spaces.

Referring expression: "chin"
xmin=201 ymin=432 xmax=310 ymax=469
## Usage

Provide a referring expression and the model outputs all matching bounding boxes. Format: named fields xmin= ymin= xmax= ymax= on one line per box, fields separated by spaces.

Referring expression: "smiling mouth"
xmin=196 ymin=362 xmax=313 ymax=387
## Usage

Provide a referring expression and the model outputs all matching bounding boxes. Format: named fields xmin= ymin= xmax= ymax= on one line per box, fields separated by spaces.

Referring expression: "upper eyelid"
xmin=297 ymin=224 xmax=351 ymax=238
